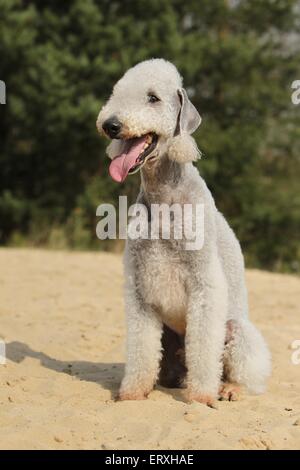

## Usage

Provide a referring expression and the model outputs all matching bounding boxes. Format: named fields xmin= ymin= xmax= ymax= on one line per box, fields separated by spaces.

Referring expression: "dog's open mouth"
xmin=109 ymin=133 xmax=158 ymax=183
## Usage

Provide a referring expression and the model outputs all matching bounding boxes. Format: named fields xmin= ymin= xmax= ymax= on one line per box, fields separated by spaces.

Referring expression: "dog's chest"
xmin=136 ymin=243 xmax=188 ymax=333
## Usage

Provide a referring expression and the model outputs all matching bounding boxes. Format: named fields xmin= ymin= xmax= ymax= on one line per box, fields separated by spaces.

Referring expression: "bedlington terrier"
xmin=97 ymin=58 xmax=271 ymax=406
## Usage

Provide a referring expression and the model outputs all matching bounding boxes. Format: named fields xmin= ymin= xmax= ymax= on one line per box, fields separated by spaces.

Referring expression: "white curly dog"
xmin=97 ymin=58 xmax=271 ymax=407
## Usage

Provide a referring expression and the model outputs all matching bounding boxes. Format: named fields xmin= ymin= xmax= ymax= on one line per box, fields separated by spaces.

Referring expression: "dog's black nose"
xmin=102 ymin=117 xmax=122 ymax=138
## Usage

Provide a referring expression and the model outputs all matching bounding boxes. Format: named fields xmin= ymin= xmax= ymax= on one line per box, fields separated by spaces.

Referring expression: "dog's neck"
xmin=140 ymin=153 xmax=184 ymax=205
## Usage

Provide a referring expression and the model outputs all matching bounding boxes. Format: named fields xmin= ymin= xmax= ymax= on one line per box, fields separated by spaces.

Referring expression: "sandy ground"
xmin=0 ymin=248 xmax=299 ymax=450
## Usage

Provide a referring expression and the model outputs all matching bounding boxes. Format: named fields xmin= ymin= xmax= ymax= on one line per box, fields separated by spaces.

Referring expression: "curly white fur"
xmin=97 ymin=58 xmax=271 ymax=404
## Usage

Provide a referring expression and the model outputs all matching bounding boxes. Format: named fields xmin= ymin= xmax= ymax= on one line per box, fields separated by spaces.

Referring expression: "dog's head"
xmin=96 ymin=59 xmax=201 ymax=183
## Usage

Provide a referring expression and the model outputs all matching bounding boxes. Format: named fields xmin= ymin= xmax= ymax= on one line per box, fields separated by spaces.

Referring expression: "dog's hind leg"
xmin=223 ymin=319 xmax=271 ymax=395
xmin=158 ymin=325 xmax=187 ymax=388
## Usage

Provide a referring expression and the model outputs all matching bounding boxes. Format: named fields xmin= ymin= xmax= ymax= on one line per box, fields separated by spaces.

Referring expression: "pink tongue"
xmin=109 ymin=135 xmax=148 ymax=183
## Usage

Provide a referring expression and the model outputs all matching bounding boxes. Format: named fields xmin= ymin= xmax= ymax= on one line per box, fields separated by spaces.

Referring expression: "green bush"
xmin=0 ymin=0 xmax=299 ymax=271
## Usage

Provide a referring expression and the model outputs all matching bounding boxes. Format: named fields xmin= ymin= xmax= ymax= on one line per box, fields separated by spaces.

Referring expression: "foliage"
xmin=0 ymin=0 xmax=299 ymax=271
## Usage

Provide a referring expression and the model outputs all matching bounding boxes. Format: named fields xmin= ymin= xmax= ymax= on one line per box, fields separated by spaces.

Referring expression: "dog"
xmin=97 ymin=58 xmax=271 ymax=406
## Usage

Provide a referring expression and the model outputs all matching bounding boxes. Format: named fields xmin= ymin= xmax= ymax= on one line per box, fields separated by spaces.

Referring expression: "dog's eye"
xmin=148 ymin=93 xmax=160 ymax=103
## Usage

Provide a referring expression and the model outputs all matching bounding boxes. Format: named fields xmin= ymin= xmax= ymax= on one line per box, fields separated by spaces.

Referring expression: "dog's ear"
xmin=169 ymin=88 xmax=201 ymax=163
xmin=175 ymin=88 xmax=201 ymax=135
xmin=167 ymin=133 xmax=201 ymax=163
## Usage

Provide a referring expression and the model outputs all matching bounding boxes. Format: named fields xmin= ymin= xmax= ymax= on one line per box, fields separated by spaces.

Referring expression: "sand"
xmin=0 ymin=248 xmax=299 ymax=450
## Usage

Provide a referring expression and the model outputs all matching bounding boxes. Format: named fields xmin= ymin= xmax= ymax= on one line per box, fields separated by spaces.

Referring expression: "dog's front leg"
xmin=119 ymin=293 xmax=163 ymax=401
xmin=185 ymin=254 xmax=228 ymax=407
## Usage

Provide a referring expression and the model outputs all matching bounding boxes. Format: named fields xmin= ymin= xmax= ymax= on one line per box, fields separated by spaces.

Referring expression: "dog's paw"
xmin=118 ymin=389 xmax=149 ymax=401
xmin=186 ymin=390 xmax=217 ymax=408
xmin=218 ymin=382 xmax=241 ymax=402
